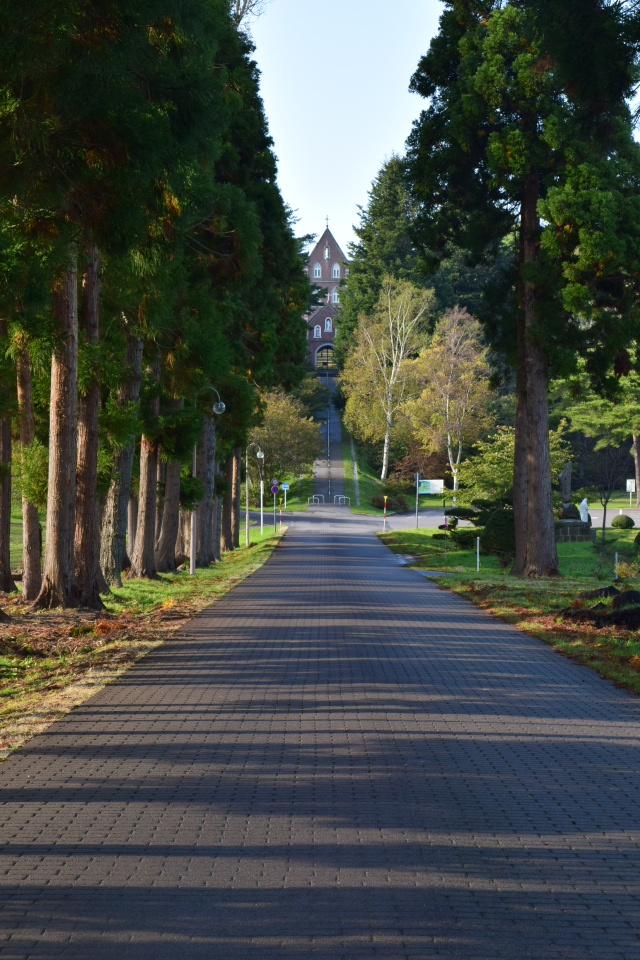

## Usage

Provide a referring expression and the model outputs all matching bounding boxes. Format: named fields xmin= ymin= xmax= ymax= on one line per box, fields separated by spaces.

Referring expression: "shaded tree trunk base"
xmin=33 ymin=577 xmax=78 ymax=611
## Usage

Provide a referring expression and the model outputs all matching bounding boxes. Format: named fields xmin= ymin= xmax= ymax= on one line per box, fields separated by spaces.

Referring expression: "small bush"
xmin=371 ymin=494 xmax=409 ymax=513
xmin=611 ymin=514 xmax=635 ymax=529
xmin=481 ymin=509 xmax=515 ymax=567
xmin=616 ymin=561 xmax=640 ymax=582
xmin=634 ymin=531 xmax=640 ymax=549
xmin=472 ymin=499 xmax=509 ymax=525
xmin=382 ymin=479 xmax=413 ymax=497
xmin=451 ymin=527 xmax=483 ymax=549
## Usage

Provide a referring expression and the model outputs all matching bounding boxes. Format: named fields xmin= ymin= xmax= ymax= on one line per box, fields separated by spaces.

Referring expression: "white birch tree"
xmin=404 ymin=308 xmax=494 ymax=491
xmin=341 ymin=278 xmax=433 ymax=481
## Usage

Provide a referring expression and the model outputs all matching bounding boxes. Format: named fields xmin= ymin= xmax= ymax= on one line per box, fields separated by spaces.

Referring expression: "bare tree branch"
xmin=229 ymin=0 xmax=272 ymax=27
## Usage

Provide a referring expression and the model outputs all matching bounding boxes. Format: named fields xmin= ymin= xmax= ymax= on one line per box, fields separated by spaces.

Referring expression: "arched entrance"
xmin=315 ymin=344 xmax=337 ymax=370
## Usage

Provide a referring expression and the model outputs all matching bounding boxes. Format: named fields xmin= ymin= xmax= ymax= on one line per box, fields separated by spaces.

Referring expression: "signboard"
xmin=627 ymin=479 xmax=636 ymax=493
xmin=281 ymin=483 xmax=290 ymax=491
xmin=271 ymin=478 xmax=279 ymax=486
xmin=271 ymin=485 xmax=279 ymax=494
xmin=417 ymin=479 xmax=444 ymax=495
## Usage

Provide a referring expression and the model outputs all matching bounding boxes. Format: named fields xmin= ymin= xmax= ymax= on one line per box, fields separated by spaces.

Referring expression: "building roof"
xmin=307 ymin=227 xmax=349 ymax=269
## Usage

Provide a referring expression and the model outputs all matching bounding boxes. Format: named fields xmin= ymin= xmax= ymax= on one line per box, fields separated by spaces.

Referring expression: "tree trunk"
xmin=128 ymin=436 xmax=159 ymax=578
xmin=0 ymin=356 xmax=16 ymax=592
xmin=128 ymin=363 xmax=160 ymax=579
xmin=197 ymin=419 xmax=218 ymax=565
xmin=34 ymin=249 xmax=79 ymax=609
xmin=100 ymin=337 xmax=143 ymax=586
xmin=380 ymin=419 xmax=392 ymax=482
xmin=176 ymin=506 xmax=188 ymax=558
xmin=211 ymin=492 xmax=221 ymax=563
xmin=15 ymin=343 xmax=40 ymax=599
xmin=511 ymin=351 xmax=528 ymax=577
xmin=128 ymin=495 xmax=138 ymax=561
xmin=74 ymin=243 xmax=104 ymax=609
xmin=633 ymin=434 xmax=640 ymax=509
xmin=213 ymin=465 xmax=222 ymax=563
xmin=155 ymin=458 xmax=181 ymax=572
xmin=155 ymin=457 xmax=165 ymax=549
xmin=519 ymin=171 xmax=559 ymax=579
xmin=232 ymin=447 xmax=241 ymax=549
xmin=221 ymin=453 xmax=234 ymax=552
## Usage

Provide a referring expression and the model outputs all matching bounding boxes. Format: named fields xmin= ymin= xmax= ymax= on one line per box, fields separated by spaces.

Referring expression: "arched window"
xmin=332 ymin=264 xmax=340 ymax=279
xmin=313 ymin=263 xmax=321 ymax=278
xmin=332 ymin=289 xmax=340 ymax=304
xmin=313 ymin=325 xmax=322 ymax=339
xmin=316 ymin=344 xmax=336 ymax=369
xmin=324 ymin=317 xmax=332 ymax=332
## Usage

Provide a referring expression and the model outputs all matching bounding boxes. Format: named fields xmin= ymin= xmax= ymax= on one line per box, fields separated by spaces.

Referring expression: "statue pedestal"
xmin=555 ymin=519 xmax=595 ymax=543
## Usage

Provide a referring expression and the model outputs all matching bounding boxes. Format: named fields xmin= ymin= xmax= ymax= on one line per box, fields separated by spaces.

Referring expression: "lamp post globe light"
xmin=191 ymin=388 xmax=225 ymax=576
xmin=245 ymin=442 xmax=265 ymax=547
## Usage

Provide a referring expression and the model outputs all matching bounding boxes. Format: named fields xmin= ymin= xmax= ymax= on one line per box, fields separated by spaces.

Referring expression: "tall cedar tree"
xmin=335 ymin=156 xmax=422 ymax=365
xmin=0 ymin=1 xmax=234 ymax=604
xmin=407 ymin=0 xmax=640 ymax=578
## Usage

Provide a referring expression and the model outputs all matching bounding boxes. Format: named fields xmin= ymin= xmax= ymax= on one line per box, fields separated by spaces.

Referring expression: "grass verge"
xmin=0 ymin=528 xmax=284 ymax=759
xmin=342 ymin=432 xmax=385 ymax=515
xmin=379 ymin=526 xmax=640 ymax=696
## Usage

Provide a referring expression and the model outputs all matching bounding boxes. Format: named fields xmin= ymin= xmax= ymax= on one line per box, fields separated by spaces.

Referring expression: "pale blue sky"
xmin=250 ymin=1 xmax=443 ymax=254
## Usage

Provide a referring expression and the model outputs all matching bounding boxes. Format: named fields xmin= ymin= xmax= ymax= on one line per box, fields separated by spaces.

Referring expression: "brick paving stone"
xmin=1 ymin=510 xmax=640 ymax=957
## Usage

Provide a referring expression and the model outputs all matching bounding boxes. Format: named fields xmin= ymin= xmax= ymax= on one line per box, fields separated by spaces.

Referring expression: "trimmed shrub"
xmin=481 ymin=509 xmax=515 ymax=567
xmin=611 ymin=514 xmax=635 ymax=529
xmin=444 ymin=506 xmax=477 ymax=521
xmin=451 ymin=527 xmax=483 ymax=549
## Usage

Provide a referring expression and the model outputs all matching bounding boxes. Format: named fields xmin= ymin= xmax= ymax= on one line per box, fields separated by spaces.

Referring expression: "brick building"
xmin=306 ymin=226 xmax=348 ymax=371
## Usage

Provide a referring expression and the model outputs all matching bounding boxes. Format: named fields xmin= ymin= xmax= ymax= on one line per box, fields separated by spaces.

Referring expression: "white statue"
xmin=579 ymin=498 xmax=589 ymax=523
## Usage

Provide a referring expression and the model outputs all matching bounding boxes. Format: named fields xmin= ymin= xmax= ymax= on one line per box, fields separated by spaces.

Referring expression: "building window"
xmin=332 ymin=289 xmax=340 ymax=304
xmin=313 ymin=263 xmax=321 ymax=278
xmin=325 ymin=317 xmax=332 ymax=332
xmin=314 ymin=325 xmax=321 ymax=338
xmin=332 ymin=264 xmax=340 ymax=279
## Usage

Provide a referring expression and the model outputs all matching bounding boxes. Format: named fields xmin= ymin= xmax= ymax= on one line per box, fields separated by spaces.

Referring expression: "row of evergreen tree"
xmin=0 ymin=1 xmax=310 ymax=610
xmin=337 ymin=0 xmax=640 ymax=579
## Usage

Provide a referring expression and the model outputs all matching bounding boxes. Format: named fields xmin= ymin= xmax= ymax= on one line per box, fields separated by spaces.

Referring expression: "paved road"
xmin=1 ymin=510 xmax=640 ymax=959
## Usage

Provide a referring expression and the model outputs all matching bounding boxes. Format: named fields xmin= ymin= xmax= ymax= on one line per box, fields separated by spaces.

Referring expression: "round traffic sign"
xmin=271 ymin=485 xmax=279 ymax=494
xmin=271 ymin=478 xmax=279 ymax=485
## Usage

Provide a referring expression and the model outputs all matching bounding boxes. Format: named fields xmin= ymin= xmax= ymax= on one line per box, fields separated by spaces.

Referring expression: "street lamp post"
xmin=191 ymin=387 xmax=225 ymax=575
xmin=245 ymin=443 xmax=264 ymax=548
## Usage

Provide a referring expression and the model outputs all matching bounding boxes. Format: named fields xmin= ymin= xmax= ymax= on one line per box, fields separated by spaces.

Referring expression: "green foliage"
xmin=612 ymin=515 xmax=635 ymax=530
xmin=14 ymin=440 xmax=48 ymax=510
xmin=335 ymin=155 xmax=427 ymax=364
xmin=179 ymin=471 xmax=206 ymax=511
xmin=451 ymin=527 xmax=482 ymax=549
xmin=249 ymin=390 xmax=323 ymax=484
xmin=459 ymin=423 xmax=571 ymax=502
xmin=291 ymin=374 xmax=331 ymax=418
xmin=445 ymin=506 xmax=477 ymax=522
xmin=481 ymin=509 xmax=516 ymax=568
